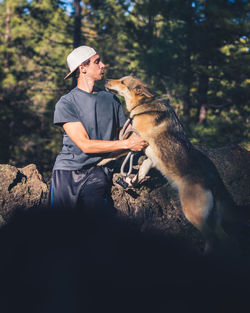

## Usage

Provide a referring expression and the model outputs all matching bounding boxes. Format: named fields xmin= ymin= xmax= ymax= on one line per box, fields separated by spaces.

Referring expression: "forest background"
xmin=0 ymin=0 xmax=249 ymax=180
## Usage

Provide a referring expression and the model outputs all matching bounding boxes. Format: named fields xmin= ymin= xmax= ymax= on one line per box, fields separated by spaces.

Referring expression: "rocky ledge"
xmin=0 ymin=144 xmax=249 ymax=253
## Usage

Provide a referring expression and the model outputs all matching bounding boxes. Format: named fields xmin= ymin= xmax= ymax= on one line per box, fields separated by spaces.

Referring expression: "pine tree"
xmin=0 ymin=0 xmax=72 ymax=175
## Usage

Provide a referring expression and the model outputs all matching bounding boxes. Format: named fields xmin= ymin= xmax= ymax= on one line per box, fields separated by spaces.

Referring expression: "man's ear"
xmin=135 ymin=85 xmax=153 ymax=97
xmin=79 ymin=64 xmax=86 ymax=74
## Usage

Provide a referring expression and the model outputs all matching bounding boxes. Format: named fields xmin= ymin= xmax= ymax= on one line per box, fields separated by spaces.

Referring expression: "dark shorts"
xmin=48 ymin=166 xmax=113 ymax=215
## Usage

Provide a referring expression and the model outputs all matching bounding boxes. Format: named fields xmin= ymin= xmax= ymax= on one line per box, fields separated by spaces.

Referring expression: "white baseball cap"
xmin=64 ymin=46 xmax=97 ymax=80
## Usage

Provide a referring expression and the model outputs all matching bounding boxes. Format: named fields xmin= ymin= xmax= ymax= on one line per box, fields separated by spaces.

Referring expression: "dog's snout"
xmin=105 ymin=80 xmax=112 ymax=92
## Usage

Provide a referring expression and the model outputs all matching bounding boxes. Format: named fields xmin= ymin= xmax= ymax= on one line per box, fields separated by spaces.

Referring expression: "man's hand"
xmin=125 ymin=133 xmax=148 ymax=152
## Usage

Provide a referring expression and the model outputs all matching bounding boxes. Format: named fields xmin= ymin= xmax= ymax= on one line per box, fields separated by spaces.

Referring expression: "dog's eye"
xmin=121 ymin=80 xmax=125 ymax=85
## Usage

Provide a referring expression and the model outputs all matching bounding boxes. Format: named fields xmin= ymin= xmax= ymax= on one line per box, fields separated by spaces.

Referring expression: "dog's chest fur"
xmin=129 ymin=98 xmax=192 ymax=184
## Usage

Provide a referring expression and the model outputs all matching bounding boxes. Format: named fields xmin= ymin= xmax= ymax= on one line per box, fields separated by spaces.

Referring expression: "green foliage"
xmin=0 ymin=0 xmax=72 ymax=177
xmin=187 ymin=110 xmax=250 ymax=149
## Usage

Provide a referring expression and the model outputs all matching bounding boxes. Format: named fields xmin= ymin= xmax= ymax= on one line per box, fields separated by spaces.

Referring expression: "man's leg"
xmin=49 ymin=169 xmax=90 ymax=210
xmin=77 ymin=166 xmax=119 ymax=267
xmin=78 ymin=166 xmax=115 ymax=219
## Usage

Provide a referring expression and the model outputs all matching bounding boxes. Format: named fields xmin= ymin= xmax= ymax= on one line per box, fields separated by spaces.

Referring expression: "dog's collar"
xmin=130 ymin=102 xmax=145 ymax=113
xmin=130 ymin=108 xmax=167 ymax=120
xmin=129 ymin=102 xmax=147 ymax=120
xmin=129 ymin=96 xmax=165 ymax=120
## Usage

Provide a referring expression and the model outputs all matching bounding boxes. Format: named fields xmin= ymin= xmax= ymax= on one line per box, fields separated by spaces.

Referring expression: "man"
xmin=49 ymin=46 xmax=147 ymax=215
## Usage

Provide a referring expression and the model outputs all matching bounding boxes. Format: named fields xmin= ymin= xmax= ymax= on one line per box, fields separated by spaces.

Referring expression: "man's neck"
xmin=77 ymin=76 xmax=95 ymax=93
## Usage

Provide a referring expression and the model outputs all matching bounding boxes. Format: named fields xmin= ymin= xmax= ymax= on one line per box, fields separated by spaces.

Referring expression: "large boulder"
xmin=0 ymin=164 xmax=48 ymax=227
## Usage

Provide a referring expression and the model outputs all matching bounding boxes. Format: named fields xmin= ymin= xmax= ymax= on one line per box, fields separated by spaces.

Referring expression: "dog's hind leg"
xmin=179 ymin=183 xmax=214 ymax=230
xmin=178 ymin=183 xmax=234 ymax=254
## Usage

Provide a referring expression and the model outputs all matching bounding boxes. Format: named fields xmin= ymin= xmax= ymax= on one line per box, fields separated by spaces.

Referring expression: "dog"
xmin=99 ymin=76 xmax=243 ymax=254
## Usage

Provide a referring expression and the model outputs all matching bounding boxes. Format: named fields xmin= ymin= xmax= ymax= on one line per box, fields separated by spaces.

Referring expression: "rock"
xmin=112 ymin=169 xmax=203 ymax=251
xmin=0 ymin=164 xmax=48 ymax=226
xmin=202 ymin=143 xmax=250 ymax=206
xmin=0 ymin=144 xmax=249 ymax=253
xmin=0 ymin=146 xmax=249 ymax=313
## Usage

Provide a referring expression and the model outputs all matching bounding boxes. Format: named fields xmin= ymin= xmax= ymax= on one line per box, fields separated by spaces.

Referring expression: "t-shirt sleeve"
xmin=54 ymin=97 xmax=79 ymax=126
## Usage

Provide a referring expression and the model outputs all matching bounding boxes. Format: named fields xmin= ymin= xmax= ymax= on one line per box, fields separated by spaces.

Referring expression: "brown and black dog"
xmin=99 ymin=76 xmax=244 ymax=254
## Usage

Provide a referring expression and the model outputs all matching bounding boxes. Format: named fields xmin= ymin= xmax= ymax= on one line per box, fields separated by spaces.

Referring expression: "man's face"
xmin=82 ymin=54 xmax=105 ymax=81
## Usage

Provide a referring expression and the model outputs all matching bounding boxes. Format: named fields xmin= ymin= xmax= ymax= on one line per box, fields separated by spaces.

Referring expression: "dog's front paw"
xmin=125 ymin=175 xmax=139 ymax=187
xmin=123 ymin=176 xmax=133 ymax=187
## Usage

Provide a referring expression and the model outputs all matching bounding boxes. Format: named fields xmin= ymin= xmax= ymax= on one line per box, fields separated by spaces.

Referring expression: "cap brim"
xmin=64 ymin=65 xmax=78 ymax=80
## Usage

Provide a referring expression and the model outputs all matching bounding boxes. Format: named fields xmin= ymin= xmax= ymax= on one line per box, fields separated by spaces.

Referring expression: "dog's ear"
xmin=126 ymin=77 xmax=153 ymax=97
xmin=135 ymin=85 xmax=153 ymax=98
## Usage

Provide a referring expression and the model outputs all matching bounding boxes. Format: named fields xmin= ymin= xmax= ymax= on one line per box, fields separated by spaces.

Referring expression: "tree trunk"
xmin=4 ymin=2 xmax=11 ymax=73
xmin=72 ymin=0 xmax=82 ymax=87
xmin=73 ymin=0 xmax=82 ymax=48
xmin=182 ymin=0 xmax=194 ymax=124
xmin=199 ymin=104 xmax=207 ymax=124
xmin=183 ymin=89 xmax=192 ymax=124
xmin=197 ymin=71 xmax=209 ymax=124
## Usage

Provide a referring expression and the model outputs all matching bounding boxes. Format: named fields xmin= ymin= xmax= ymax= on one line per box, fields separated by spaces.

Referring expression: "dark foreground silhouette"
xmin=0 ymin=205 xmax=249 ymax=313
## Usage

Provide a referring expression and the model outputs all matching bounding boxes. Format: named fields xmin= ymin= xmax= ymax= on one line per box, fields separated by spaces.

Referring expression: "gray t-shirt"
xmin=53 ymin=87 xmax=126 ymax=170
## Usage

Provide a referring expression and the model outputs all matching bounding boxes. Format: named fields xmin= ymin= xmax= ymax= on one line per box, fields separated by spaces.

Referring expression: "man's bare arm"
xmin=63 ymin=122 xmax=148 ymax=154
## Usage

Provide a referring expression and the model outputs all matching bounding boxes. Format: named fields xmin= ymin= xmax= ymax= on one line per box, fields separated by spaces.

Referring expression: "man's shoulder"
xmin=61 ymin=88 xmax=78 ymax=101
xmin=56 ymin=89 xmax=77 ymax=108
xmin=97 ymin=90 xmax=121 ymax=105
xmin=56 ymin=88 xmax=121 ymax=108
